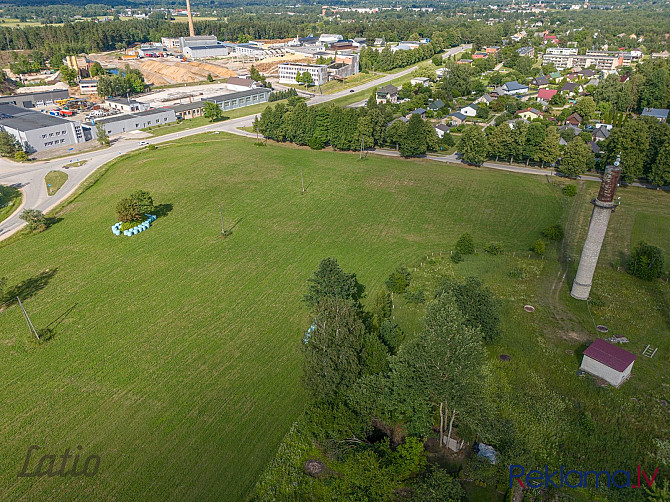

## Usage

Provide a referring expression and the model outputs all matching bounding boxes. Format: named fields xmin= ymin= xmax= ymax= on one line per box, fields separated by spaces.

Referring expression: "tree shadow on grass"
xmin=1 ymin=268 xmax=58 ymax=308
xmin=46 ymin=216 xmax=63 ymax=229
xmin=153 ymin=203 xmax=173 ymax=218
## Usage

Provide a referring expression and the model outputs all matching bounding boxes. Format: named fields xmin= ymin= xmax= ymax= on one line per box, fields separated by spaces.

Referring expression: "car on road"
xmin=138 ymin=141 xmax=149 ymax=146
xmin=350 ymin=89 xmax=355 ymax=92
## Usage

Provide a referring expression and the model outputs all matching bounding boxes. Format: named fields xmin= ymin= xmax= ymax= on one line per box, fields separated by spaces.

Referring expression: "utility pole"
xmin=301 ymin=166 xmax=305 ymax=193
xmin=17 ymin=297 xmax=39 ymax=341
xmin=218 ymin=203 xmax=225 ymax=236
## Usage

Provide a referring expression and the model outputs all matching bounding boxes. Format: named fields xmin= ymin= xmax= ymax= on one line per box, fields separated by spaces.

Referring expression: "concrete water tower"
xmin=570 ymin=156 xmax=622 ymax=300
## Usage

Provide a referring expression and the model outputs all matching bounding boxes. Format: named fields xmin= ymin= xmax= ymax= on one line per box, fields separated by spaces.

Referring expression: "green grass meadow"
xmin=0 ymin=134 xmax=668 ymax=501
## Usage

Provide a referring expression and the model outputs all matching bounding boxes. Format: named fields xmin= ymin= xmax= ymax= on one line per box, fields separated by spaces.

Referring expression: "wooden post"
xmin=301 ymin=166 xmax=305 ymax=193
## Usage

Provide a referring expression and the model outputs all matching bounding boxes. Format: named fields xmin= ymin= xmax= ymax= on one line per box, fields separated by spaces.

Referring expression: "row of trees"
xmin=456 ymin=114 xmax=670 ymax=185
xmin=255 ymin=99 xmax=451 ymax=156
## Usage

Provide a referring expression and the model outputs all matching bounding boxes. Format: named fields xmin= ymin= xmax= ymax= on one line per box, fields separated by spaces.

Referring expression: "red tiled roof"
xmin=583 ymin=338 xmax=637 ymax=372
xmin=538 ymin=89 xmax=557 ymax=100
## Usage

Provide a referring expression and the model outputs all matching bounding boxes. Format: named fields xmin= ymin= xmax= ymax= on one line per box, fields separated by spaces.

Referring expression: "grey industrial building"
xmin=203 ymin=88 xmax=272 ymax=112
xmin=0 ymin=89 xmax=70 ymax=108
xmin=91 ymin=108 xmax=177 ymax=136
xmin=179 ymin=35 xmax=218 ymax=49
xmin=183 ymin=44 xmax=230 ymax=59
xmin=0 ymin=103 xmax=85 ymax=152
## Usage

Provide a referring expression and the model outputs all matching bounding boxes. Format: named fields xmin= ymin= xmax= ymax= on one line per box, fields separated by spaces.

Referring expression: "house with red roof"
xmin=537 ymin=88 xmax=558 ymax=102
xmin=580 ymin=338 xmax=637 ymax=387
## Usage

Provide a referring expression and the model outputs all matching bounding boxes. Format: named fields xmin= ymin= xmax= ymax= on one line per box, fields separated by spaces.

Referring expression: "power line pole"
xmin=300 ymin=166 xmax=305 ymax=193
xmin=17 ymin=297 xmax=39 ymax=341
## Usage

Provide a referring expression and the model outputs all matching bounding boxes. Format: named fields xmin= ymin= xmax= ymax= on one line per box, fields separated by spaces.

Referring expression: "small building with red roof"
xmin=580 ymin=338 xmax=637 ymax=387
xmin=537 ymin=88 xmax=558 ymax=101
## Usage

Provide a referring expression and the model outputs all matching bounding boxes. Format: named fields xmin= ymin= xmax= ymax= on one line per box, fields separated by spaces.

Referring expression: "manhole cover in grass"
xmin=565 ymin=349 xmax=574 ymax=355
xmin=596 ymin=325 xmax=609 ymax=333
xmin=499 ymin=354 xmax=511 ymax=361
xmin=524 ymin=305 xmax=535 ymax=312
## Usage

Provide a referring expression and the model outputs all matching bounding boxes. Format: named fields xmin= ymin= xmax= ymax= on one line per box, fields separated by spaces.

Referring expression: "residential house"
xmin=566 ymin=113 xmax=583 ymax=126
xmin=517 ymin=46 xmax=534 ymax=57
xmin=428 ymin=99 xmax=445 ymax=112
xmin=457 ymin=59 xmax=473 ymax=65
xmin=548 ymin=71 xmax=562 ymax=81
xmin=531 ymin=76 xmax=549 ymax=88
xmin=579 ymin=338 xmax=636 ymax=387
xmin=475 ymin=94 xmax=495 ymax=106
xmin=561 ymin=82 xmax=583 ymax=96
xmin=376 ymin=85 xmax=398 ymax=104
xmin=434 ymin=123 xmax=450 ymax=138
xmin=559 ymin=124 xmax=581 ymax=136
xmin=537 ymin=88 xmax=558 ymax=102
xmin=501 ymin=81 xmax=528 ymax=95
xmin=590 ymin=141 xmax=600 ymax=155
xmin=641 ymin=108 xmax=669 ymax=122
xmin=449 ymin=112 xmax=467 ymax=126
xmin=407 ymin=108 xmax=426 ymax=119
xmin=515 ymin=108 xmax=543 ymax=120
xmin=543 ymin=34 xmax=559 ymax=44
xmin=410 ymin=77 xmax=430 ymax=87
xmin=579 ymin=69 xmax=597 ymax=78
xmin=593 ymin=126 xmax=610 ymax=142
xmin=459 ymin=103 xmax=479 ymax=117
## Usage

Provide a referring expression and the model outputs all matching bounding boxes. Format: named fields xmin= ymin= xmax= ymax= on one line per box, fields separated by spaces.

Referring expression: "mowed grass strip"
xmin=0 ymin=134 xmax=565 ymax=501
xmin=45 ymin=170 xmax=68 ymax=196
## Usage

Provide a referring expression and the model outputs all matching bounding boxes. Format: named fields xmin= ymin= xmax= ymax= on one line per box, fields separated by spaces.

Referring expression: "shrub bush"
xmin=628 ymin=241 xmax=664 ymax=281
xmin=450 ymin=250 xmax=463 ymax=263
xmin=19 ymin=208 xmax=46 ymax=232
xmin=484 ymin=242 xmax=503 ymax=255
xmin=542 ymin=224 xmax=564 ymax=241
xmin=532 ymin=239 xmax=546 ymax=256
xmin=455 ymin=232 xmax=475 ymax=255
xmin=562 ymin=185 xmax=577 ymax=197
xmin=386 ymin=266 xmax=411 ymax=294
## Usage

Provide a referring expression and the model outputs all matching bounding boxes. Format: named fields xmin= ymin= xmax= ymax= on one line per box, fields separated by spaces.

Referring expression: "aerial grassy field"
xmin=0 ymin=134 xmax=667 ymax=501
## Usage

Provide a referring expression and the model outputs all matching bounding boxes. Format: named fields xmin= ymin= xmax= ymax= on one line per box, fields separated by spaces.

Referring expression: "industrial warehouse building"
xmin=0 ymin=89 xmax=70 ymax=108
xmin=179 ymin=35 xmax=218 ymax=49
xmin=203 ymin=88 xmax=272 ymax=112
xmin=183 ymin=44 xmax=230 ymax=59
xmin=278 ymin=63 xmax=329 ymax=85
xmin=0 ymin=103 xmax=85 ymax=152
xmin=91 ymin=108 xmax=176 ymax=136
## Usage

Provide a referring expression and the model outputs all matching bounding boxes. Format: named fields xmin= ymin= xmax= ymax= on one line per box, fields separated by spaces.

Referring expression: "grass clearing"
xmin=0 ymin=184 xmax=21 ymax=224
xmin=0 ymin=134 xmax=667 ymax=501
xmin=45 ymin=171 xmax=68 ymax=196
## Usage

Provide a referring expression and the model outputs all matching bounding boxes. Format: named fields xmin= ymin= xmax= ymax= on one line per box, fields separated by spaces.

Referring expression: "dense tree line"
xmin=255 ymin=98 xmax=449 ymax=156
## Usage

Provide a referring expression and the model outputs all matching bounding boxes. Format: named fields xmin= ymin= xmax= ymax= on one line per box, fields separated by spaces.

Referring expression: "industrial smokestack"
xmin=570 ymin=156 xmax=622 ymax=300
xmin=185 ymin=0 xmax=195 ymax=37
